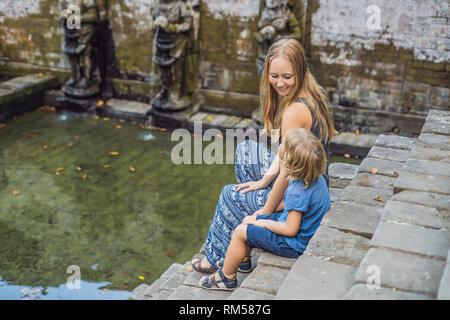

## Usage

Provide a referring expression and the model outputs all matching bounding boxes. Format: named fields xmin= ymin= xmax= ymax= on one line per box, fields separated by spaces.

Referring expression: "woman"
xmin=192 ymin=38 xmax=337 ymax=273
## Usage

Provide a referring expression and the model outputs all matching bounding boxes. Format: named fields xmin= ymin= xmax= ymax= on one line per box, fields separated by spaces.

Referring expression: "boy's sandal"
xmin=192 ymin=258 xmax=217 ymax=274
xmin=200 ymin=268 xmax=237 ymax=291
xmin=216 ymin=258 xmax=253 ymax=273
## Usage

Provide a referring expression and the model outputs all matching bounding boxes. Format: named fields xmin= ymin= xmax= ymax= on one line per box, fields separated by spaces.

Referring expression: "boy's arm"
xmin=251 ymin=210 xmax=301 ymax=237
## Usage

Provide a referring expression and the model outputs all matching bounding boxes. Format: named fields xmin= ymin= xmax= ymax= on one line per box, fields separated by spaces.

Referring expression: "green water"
xmin=0 ymin=110 xmax=360 ymax=299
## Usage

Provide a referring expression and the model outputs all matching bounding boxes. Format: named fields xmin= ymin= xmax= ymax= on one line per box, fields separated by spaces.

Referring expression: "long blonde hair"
xmin=260 ymin=38 xmax=337 ymax=143
xmin=283 ymin=128 xmax=326 ymax=188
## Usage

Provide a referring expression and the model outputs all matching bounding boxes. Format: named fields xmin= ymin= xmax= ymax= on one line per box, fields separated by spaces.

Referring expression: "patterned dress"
xmin=204 ymin=98 xmax=330 ymax=266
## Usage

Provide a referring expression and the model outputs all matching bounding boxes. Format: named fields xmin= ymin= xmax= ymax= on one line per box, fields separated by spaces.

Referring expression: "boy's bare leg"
xmin=221 ymin=224 xmax=248 ymax=278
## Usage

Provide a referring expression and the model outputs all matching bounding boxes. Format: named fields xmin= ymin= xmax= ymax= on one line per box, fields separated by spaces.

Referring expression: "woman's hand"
xmin=252 ymin=208 xmax=271 ymax=216
xmin=234 ymin=179 xmax=268 ymax=194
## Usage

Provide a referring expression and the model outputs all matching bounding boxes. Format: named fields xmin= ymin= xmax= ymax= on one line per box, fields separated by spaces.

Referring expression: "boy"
xmin=200 ymin=128 xmax=331 ymax=290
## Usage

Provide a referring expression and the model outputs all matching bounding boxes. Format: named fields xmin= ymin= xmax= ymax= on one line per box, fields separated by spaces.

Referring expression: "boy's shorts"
xmin=246 ymin=213 xmax=301 ymax=259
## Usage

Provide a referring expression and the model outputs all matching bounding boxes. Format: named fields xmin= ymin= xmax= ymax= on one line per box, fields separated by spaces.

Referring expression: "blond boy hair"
xmin=283 ymin=128 xmax=326 ymax=188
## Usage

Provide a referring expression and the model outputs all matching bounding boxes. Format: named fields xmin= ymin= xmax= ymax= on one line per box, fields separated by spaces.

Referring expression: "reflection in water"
xmin=0 ymin=110 xmax=236 ymax=299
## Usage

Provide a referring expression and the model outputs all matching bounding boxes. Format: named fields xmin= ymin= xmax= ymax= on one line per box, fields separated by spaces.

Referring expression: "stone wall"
xmin=0 ymin=0 xmax=448 ymax=134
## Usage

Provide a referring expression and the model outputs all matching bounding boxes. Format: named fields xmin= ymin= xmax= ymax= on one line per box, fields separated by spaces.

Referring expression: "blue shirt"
xmin=277 ymin=175 xmax=330 ymax=253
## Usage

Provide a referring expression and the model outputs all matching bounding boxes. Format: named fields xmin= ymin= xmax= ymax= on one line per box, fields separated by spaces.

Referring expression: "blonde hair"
xmin=260 ymin=38 xmax=338 ymax=143
xmin=283 ymin=128 xmax=326 ymax=188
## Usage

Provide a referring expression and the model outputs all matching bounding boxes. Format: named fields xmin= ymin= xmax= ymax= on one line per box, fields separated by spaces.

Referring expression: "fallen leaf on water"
xmin=159 ymin=151 xmax=164 ymax=155
xmin=105 ymin=273 xmax=113 ymax=278
xmin=144 ymin=270 xmax=152 ymax=276
xmin=0 ymin=124 xmax=7 ymax=128
xmin=104 ymin=164 xmax=111 ymax=168
xmin=56 ymin=167 xmax=64 ymax=172
xmin=37 ymin=73 xmax=43 ymax=77
xmin=116 ymin=125 xmax=121 ymax=129
xmin=103 ymin=117 xmax=110 ymax=121
xmin=42 ymin=145 xmax=48 ymax=149
xmin=67 ymin=142 xmax=74 ymax=147
xmin=374 ymin=196 xmax=382 ymax=202
xmin=76 ymin=166 xmax=82 ymax=172
xmin=344 ymin=154 xmax=350 ymax=158
xmin=12 ymin=190 xmax=21 ymax=196
xmin=103 ymin=288 xmax=109 ymax=292
xmin=138 ymin=276 xmax=144 ymax=280
xmin=74 ymin=136 xmax=79 ymax=140
xmin=129 ymin=166 xmax=136 ymax=172
xmin=109 ymin=152 xmax=119 ymax=156
xmin=96 ymin=100 xmax=104 ymax=107
xmin=82 ymin=174 xmax=88 ymax=180
xmin=165 ymin=250 xmax=174 ymax=257
xmin=370 ymin=167 xmax=379 ymax=174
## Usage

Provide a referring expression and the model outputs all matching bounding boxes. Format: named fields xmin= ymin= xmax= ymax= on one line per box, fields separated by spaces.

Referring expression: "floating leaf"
xmin=56 ymin=167 xmax=64 ymax=172
xmin=37 ymin=73 xmax=43 ymax=77
xmin=116 ymin=125 xmax=121 ymax=129
xmin=67 ymin=142 xmax=74 ymax=147
xmin=74 ymin=136 xmax=80 ymax=140
xmin=82 ymin=174 xmax=88 ymax=180
xmin=104 ymin=164 xmax=111 ymax=168
xmin=370 ymin=167 xmax=379 ymax=174
xmin=12 ymin=190 xmax=21 ymax=196
xmin=165 ymin=250 xmax=174 ymax=257
xmin=344 ymin=154 xmax=350 ymax=158
xmin=129 ymin=166 xmax=136 ymax=172
xmin=374 ymin=196 xmax=382 ymax=202
xmin=96 ymin=100 xmax=104 ymax=107
xmin=109 ymin=152 xmax=119 ymax=156
xmin=42 ymin=145 xmax=48 ymax=149
xmin=76 ymin=166 xmax=82 ymax=172
xmin=103 ymin=117 xmax=110 ymax=121
xmin=0 ymin=123 xmax=7 ymax=128
xmin=138 ymin=276 xmax=144 ymax=280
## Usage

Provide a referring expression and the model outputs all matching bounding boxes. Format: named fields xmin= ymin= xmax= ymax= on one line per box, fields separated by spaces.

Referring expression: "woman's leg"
xmin=235 ymin=139 xmax=276 ymax=185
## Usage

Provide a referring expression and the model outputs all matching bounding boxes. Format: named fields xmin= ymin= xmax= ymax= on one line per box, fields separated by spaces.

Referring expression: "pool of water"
xmin=0 ymin=109 xmax=361 ymax=300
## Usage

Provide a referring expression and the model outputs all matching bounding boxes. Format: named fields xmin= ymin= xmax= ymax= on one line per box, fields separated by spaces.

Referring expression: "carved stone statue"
xmin=60 ymin=0 xmax=108 ymax=98
xmin=256 ymin=0 xmax=302 ymax=74
xmin=151 ymin=0 xmax=198 ymax=112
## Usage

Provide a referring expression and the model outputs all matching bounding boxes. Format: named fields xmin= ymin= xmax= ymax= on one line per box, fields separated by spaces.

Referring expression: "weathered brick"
xmin=358 ymin=157 xmax=404 ymax=178
xmin=339 ymin=185 xmax=393 ymax=207
xmin=367 ymin=146 xmax=410 ymax=163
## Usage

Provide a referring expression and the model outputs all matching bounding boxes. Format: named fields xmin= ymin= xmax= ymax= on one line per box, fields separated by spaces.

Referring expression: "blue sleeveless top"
xmin=280 ymin=97 xmax=330 ymax=187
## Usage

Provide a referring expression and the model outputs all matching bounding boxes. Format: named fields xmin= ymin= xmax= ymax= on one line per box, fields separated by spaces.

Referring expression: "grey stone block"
xmin=437 ymin=259 xmax=450 ymax=300
xmin=329 ymin=163 xmax=359 ymax=180
xmin=129 ymin=284 xmax=151 ymax=300
xmin=367 ymin=146 xmax=410 ymax=163
xmin=354 ymin=248 xmax=445 ymax=296
xmin=425 ymin=110 xmax=450 ymax=124
xmin=351 ymin=172 xmax=396 ymax=190
xmin=228 ymin=288 xmax=275 ymax=300
xmin=167 ymin=284 xmax=232 ymax=300
xmin=358 ymin=157 xmax=404 ymax=178
xmin=418 ymin=133 xmax=450 ymax=150
xmin=394 ymin=170 xmax=450 ymax=195
xmin=374 ymin=134 xmax=417 ymax=151
xmin=370 ymin=221 xmax=450 ymax=259
xmin=390 ymin=190 xmax=450 ymax=212
xmin=275 ymin=255 xmax=356 ymax=300
xmin=409 ymin=146 xmax=450 ymax=163
xmin=382 ymin=200 xmax=450 ymax=230
xmin=257 ymin=252 xmax=297 ymax=269
xmin=344 ymin=283 xmax=433 ymax=300
xmin=240 ymin=265 xmax=290 ymax=295
xmin=304 ymin=225 xmax=370 ymax=266
xmin=330 ymin=187 xmax=343 ymax=202
xmin=321 ymin=202 xmax=383 ymax=238
xmin=103 ymin=98 xmax=151 ymax=120
xmin=404 ymin=159 xmax=450 ymax=177
xmin=339 ymin=185 xmax=393 ymax=207
xmin=421 ymin=122 xmax=450 ymax=136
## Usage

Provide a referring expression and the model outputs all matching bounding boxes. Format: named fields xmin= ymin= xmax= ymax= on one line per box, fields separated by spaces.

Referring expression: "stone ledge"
xmin=239 ymin=265 xmax=290 ymax=296
xmin=374 ymin=134 xmax=417 ymax=151
xmin=370 ymin=221 xmax=450 ymax=259
xmin=350 ymin=172 xmax=396 ymax=190
xmin=367 ymin=146 xmax=410 ymax=163
xmin=358 ymin=157 xmax=404 ymax=178
xmin=227 ymin=288 xmax=275 ymax=300
xmin=354 ymin=247 xmax=445 ymax=296
xmin=382 ymin=200 xmax=450 ymax=230
xmin=403 ymin=159 xmax=450 ymax=177
xmin=394 ymin=170 xmax=450 ymax=195
xmin=329 ymin=163 xmax=359 ymax=188
xmin=409 ymin=146 xmax=450 ymax=163
xmin=344 ymin=283 xmax=434 ymax=300
xmin=321 ymin=201 xmax=383 ymax=239
xmin=304 ymin=225 xmax=370 ymax=267
xmin=390 ymin=190 xmax=450 ymax=212
xmin=338 ymin=185 xmax=393 ymax=207
xmin=275 ymin=255 xmax=356 ymax=300
xmin=418 ymin=133 xmax=450 ymax=150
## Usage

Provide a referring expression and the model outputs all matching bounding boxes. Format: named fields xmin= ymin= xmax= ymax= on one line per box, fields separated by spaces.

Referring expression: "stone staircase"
xmin=130 ymin=109 xmax=449 ymax=301
xmin=275 ymin=109 xmax=450 ymax=300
